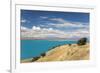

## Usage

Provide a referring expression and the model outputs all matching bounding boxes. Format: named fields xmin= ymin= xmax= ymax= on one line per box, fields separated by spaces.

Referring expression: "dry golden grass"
xmin=36 ymin=43 xmax=89 ymax=62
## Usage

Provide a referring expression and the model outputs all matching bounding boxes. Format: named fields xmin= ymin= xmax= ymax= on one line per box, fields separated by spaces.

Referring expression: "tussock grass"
xmin=36 ymin=43 xmax=89 ymax=62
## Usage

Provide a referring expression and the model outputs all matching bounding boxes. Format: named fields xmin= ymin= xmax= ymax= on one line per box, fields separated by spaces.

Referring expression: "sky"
xmin=21 ymin=9 xmax=89 ymax=40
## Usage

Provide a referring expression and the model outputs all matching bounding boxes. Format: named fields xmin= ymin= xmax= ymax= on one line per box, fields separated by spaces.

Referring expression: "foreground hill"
xmin=21 ymin=43 xmax=89 ymax=63
xmin=36 ymin=44 xmax=89 ymax=62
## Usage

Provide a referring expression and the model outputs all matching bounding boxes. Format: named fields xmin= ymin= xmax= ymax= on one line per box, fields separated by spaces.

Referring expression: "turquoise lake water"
xmin=21 ymin=40 xmax=77 ymax=59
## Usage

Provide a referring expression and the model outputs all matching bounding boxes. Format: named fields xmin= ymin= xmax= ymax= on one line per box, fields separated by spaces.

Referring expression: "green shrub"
xmin=77 ymin=38 xmax=87 ymax=46
xmin=31 ymin=56 xmax=40 ymax=62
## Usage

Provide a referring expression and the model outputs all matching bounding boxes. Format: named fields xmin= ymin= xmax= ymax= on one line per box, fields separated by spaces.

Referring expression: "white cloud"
xmin=32 ymin=26 xmax=41 ymax=30
xmin=21 ymin=19 xmax=30 ymax=24
xmin=39 ymin=18 xmax=89 ymax=30
xmin=21 ymin=26 xmax=70 ymax=39
xmin=21 ymin=17 xmax=89 ymax=40
xmin=53 ymin=22 xmax=88 ymax=29
xmin=21 ymin=26 xmax=28 ymax=30
xmin=21 ymin=25 xmax=89 ymax=40
xmin=21 ymin=19 xmax=27 ymax=23
xmin=49 ymin=18 xmax=88 ymax=28
xmin=49 ymin=18 xmax=66 ymax=23
xmin=40 ymin=16 xmax=48 ymax=19
xmin=21 ymin=26 xmax=30 ymax=32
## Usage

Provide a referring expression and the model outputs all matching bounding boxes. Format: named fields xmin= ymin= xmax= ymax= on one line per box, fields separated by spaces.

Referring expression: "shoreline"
xmin=21 ymin=38 xmax=80 ymax=41
xmin=21 ymin=43 xmax=89 ymax=63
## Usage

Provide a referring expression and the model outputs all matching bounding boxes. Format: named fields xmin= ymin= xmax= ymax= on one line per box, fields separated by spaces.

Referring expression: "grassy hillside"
xmin=36 ymin=43 xmax=89 ymax=62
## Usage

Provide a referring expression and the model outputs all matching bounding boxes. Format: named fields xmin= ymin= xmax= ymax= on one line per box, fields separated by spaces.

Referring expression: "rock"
xmin=77 ymin=38 xmax=87 ymax=46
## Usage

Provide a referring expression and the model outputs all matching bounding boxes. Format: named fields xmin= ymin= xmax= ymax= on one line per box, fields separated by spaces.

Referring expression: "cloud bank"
xmin=21 ymin=26 xmax=89 ymax=40
xmin=21 ymin=17 xmax=89 ymax=40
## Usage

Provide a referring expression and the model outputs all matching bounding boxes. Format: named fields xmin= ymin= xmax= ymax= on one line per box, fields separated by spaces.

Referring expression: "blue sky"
xmin=21 ymin=10 xmax=89 ymax=28
xmin=21 ymin=10 xmax=89 ymax=40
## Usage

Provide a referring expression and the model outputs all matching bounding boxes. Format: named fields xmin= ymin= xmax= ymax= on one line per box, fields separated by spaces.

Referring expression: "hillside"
xmin=36 ymin=43 xmax=89 ymax=62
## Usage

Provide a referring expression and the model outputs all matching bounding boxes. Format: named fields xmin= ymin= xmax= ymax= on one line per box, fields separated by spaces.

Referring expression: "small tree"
xmin=31 ymin=56 xmax=40 ymax=62
xmin=41 ymin=53 xmax=46 ymax=57
xmin=68 ymin=44 xmax=72 ymax=46
xmin=77 ymin=37 xmax=87 ymax=46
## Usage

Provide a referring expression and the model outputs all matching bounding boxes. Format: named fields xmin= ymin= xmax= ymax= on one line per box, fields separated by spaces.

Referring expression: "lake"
xmin=21 ymin=40 xmax=77 ymax=59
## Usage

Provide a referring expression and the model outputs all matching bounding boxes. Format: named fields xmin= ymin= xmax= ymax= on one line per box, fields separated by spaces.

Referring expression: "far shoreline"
xmin=21 ymin=38 xmax=79 ymax=41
